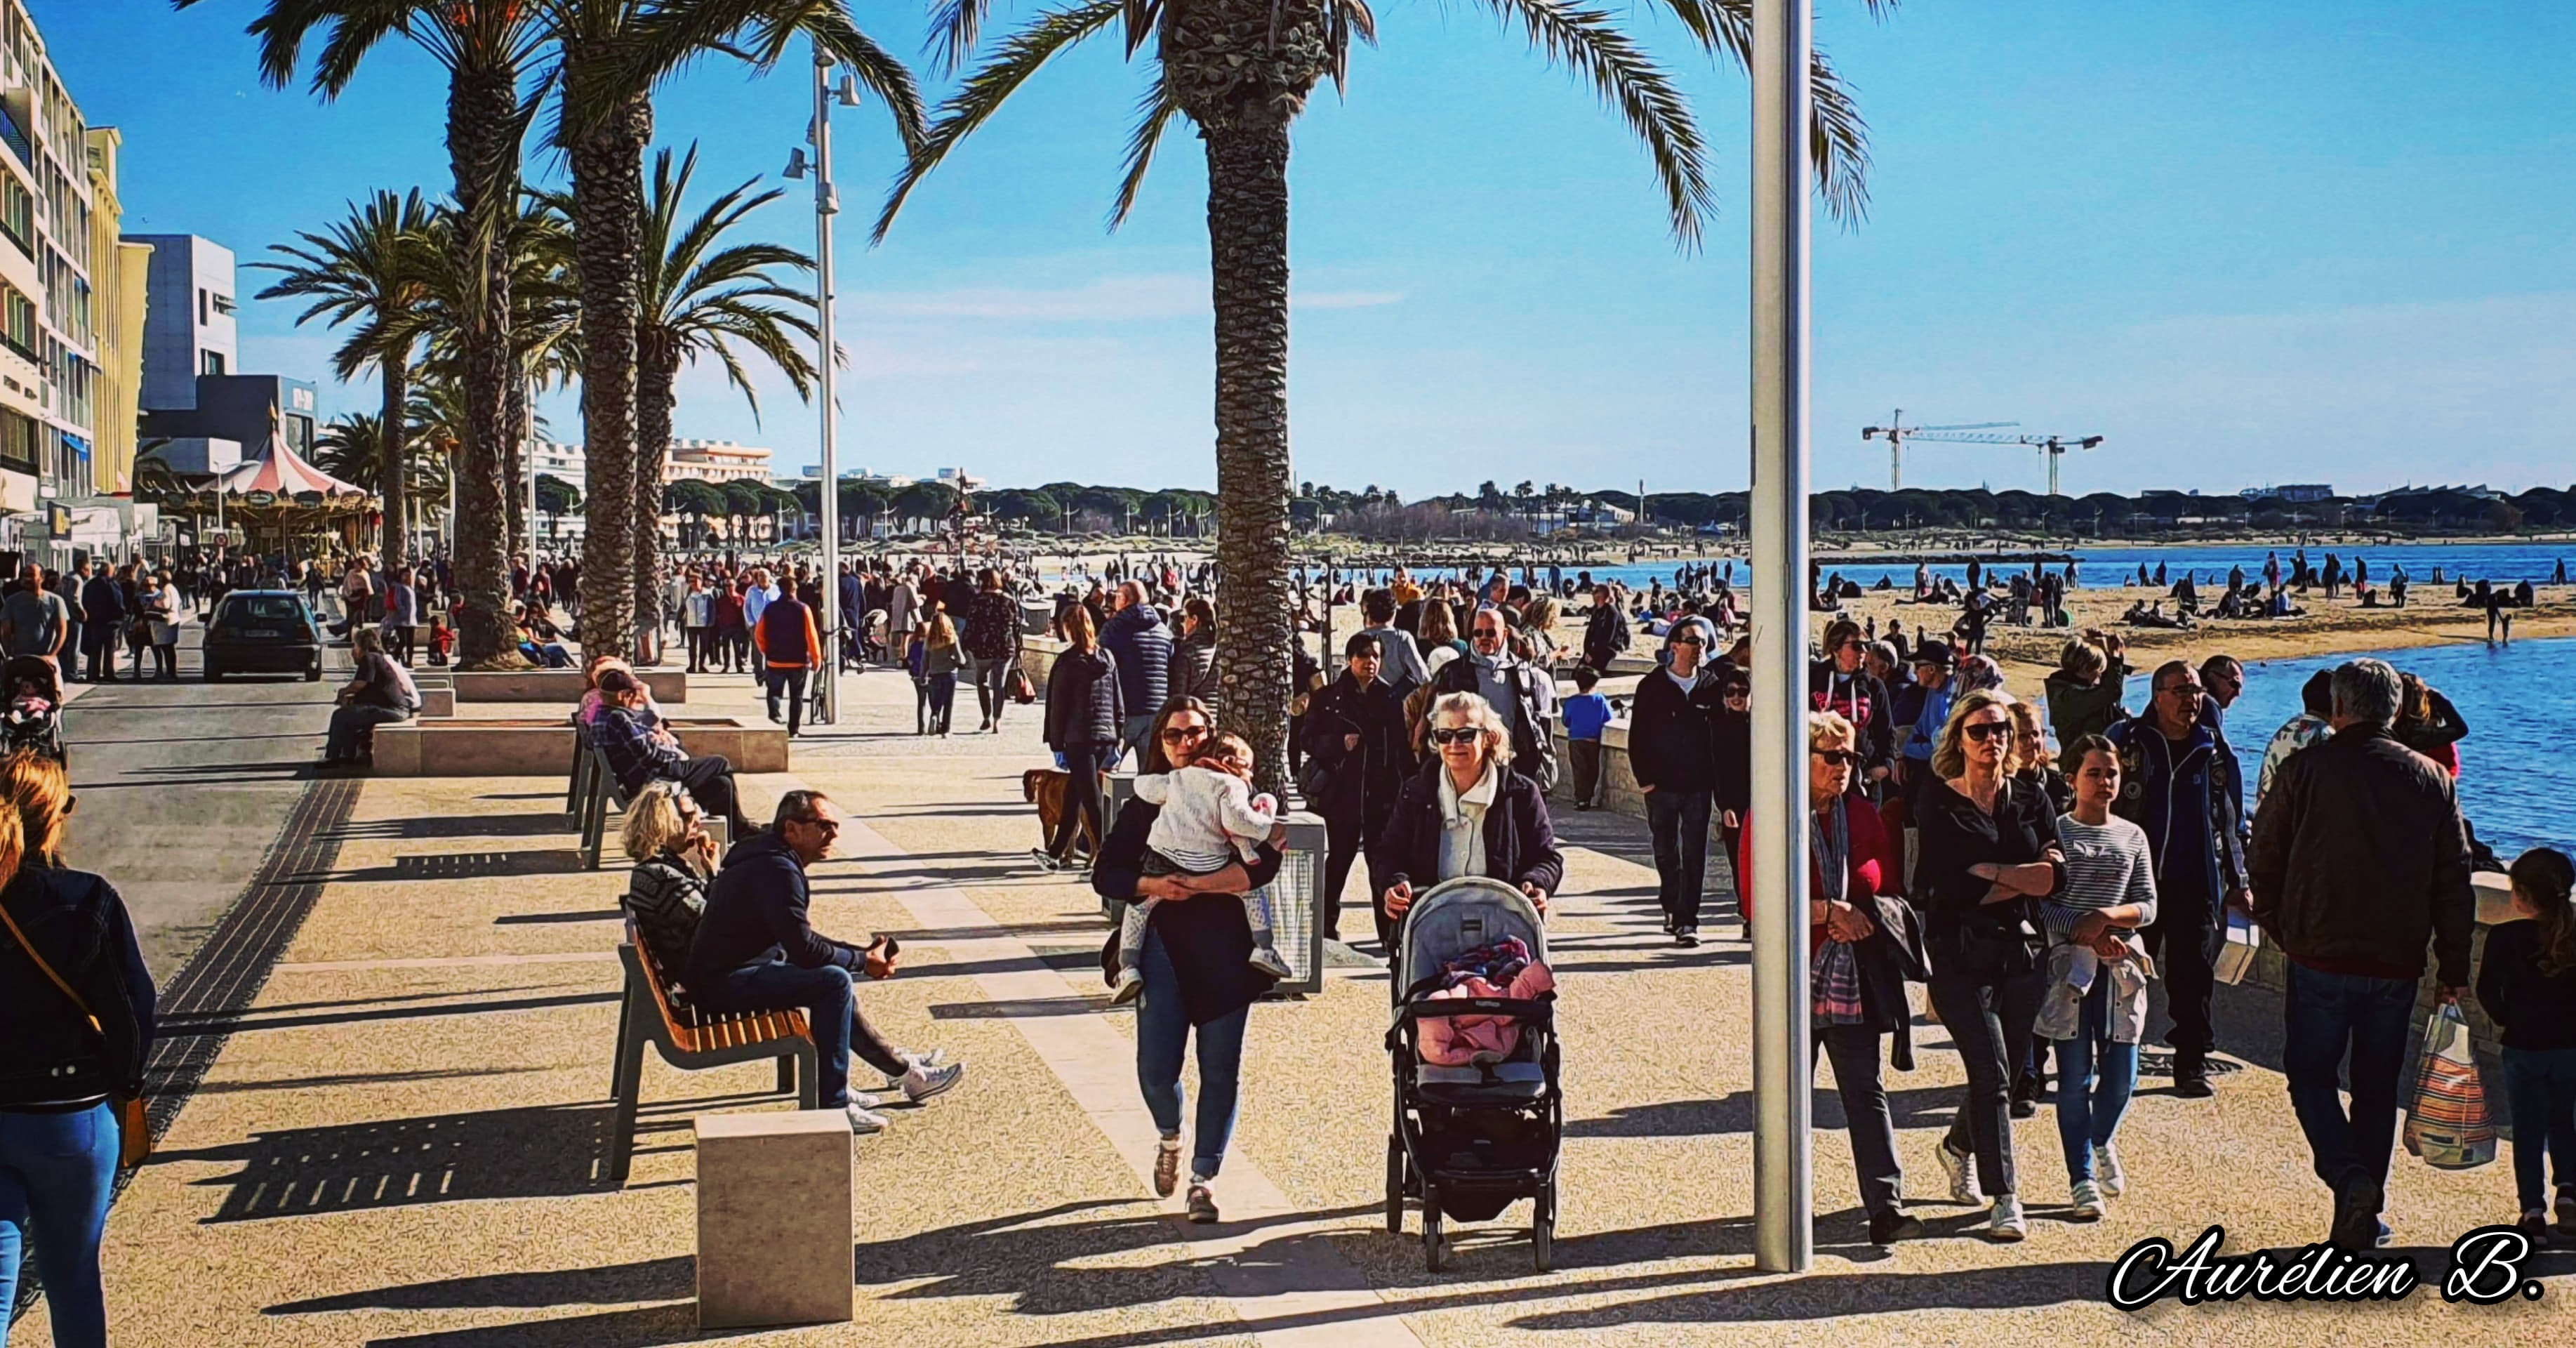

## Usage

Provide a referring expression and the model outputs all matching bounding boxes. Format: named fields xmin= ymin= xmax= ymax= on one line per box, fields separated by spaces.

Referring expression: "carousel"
xmin=137 ymin=426 xmax=378 ymax=559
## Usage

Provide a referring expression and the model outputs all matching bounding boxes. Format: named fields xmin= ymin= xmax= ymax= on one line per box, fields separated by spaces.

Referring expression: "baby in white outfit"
xmin=1115 ymin=734 xmax=1292 ymax=1001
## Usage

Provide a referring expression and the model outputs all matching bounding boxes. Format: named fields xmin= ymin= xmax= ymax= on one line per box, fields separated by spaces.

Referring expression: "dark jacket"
xmin=2249 ymin=725 xmax=2475 ymax=986
xmin=2043 ymin=658 xmax=2130 ymax=767
xmin=1714 ymin=705 xmax=1751 ymax=819
xmin=1581 ymin=602 xmax=1631 ymax=670
xmin=1428 ymin=651 xmax=1558 ymax=788
xmin=686 ymin=831 xmax=869 ymax=990
xmin=81 ymin=574 xmax=126 ymax=630
xmin=0 ymin=864 xmax=157 ymax=1107
xmin=2474 ymin=919 xmax=2576 ymax=1052
xmin=961 ymin=588 xmax=1022 ymax=662
xmin=1099 ymin=604 xmax=1173 ymax=715
xmin=1300 ymin=669 xmax=1410 ymax=821
xmin=1912 ymin=775 xmax=2065 ymax=981
xmin=1167 ymin=628 xmax=1219 ymax=707
xmin=1629 ymin=664 xmax=1723 ymax=793
xmin=624 ymin=850 xmax=710 ymax=993
xmin=1807 ymin=661 xmax=1895 ymax=780
xmin=1367 ymin=759 xmax=1566 ymax=912
xmin=1092 ymin=798 xmax=1284 ymax=1026
xmin=1043 ymin=645 xmax=1124 ymax=750
xmin=2104 ymin=715 xmax=2248 ymax=913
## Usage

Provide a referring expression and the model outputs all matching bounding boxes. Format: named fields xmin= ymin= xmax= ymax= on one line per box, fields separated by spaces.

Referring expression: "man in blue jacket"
xmin=685 ymin=791 xmax=962 ymax=1131
xmin=1099 ymin=582 xmax=1173 ymax=766
xmin=79 ymin=562 xmax=126 ymax=683
xmin=2106 ymin=660 xmax=2250 ymax=1098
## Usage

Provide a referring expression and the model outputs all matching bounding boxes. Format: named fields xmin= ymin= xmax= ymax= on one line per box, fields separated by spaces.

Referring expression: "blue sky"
xmin=39 ymin=0 xmax=2576 ymax=498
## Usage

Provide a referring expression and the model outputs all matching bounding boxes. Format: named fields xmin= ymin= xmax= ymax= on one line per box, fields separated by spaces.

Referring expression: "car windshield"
xmin=222 ymin=596 xmax=305 ymax=626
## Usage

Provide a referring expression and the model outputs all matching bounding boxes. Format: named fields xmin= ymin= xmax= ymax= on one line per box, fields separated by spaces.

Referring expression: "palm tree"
xmin=207 ymin=0 xmax=550 ymax=666
xmin=881 ymin=0 xmax=1877 ymax=791
xmin=254 ymin=189 xmax=439 ymax=569
xmin=625 ymin=143 xmax=818 ymax=645
xmin=545 ymin=0 xmax=927 ymax=661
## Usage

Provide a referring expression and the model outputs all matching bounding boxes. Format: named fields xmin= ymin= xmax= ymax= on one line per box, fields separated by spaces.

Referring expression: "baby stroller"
xmin=1 ymin=655 xmax=65 ymax=767
xmin=1384 ymin=877 xmax=1561 ymax=1272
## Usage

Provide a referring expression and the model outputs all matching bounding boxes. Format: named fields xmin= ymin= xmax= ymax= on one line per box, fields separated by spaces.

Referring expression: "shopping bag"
xmin=2212 ymin=913 xmax=2259 ymax=986
xmin=2401 ymin=1003 xmax=2497 ymax=1170
xmin=1009 ymin=668 xmax=1037 ymax=705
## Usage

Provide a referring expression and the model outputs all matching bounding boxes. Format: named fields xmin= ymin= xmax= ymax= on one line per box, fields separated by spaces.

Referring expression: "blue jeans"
xmin=2052 ymin=979 xmax=2139 ymax=1184
xmin=696 ymin=962 xmax=911 ymax=1109
xmin=2281 ymin=962 xmax=2416 ymax=1197
xmin=0 ymin=1102 xmax=121 ymax=1348
xmin=1134 ymin=928 xmax=1247 ymax=1181
xmin=2501 ymin=1046 xmax=2576 ymax=1212
xmin=1645 ymin=787 xmax=1712 ymax=932
xmin=1120 ymin=714 xmax=1158 ymax=771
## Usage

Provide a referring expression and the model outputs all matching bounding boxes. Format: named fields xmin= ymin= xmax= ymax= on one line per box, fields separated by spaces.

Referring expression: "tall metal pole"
xmin=811 ymin=45 xmax=843 ymax=725
xmin=1750 ymin=0 xmax=1814 ymax=1275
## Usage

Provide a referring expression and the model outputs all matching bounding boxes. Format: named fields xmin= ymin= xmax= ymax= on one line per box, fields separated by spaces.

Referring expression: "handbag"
xmin=1009 ymin=668 xmax=1037 ymax=705
xmin=2402 ymin=1003 xmax=2496 ymax=1170
xmin=0 ymin=897 xmax=152 ymax=1170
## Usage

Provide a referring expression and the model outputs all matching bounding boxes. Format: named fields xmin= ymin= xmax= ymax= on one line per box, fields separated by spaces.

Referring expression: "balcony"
xmin=0 ymin=105 xmax=25 ymax=169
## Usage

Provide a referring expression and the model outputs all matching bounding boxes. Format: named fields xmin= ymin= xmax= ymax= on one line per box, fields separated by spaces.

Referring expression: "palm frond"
xmin=1652 ymin=0 xmax=1875 ymax=226
xmin=1109 ymin=71 xmax=1182 ymax=230
xmin=874 ymin=0 xmax=1125 ymax=243
xmin=1477 ymin=0 xmax=1713 ymax=247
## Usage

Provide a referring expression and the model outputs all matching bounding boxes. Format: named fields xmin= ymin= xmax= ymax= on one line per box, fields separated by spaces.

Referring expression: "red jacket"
xmin=1736 ymin=792 xmax=1901 ymax=955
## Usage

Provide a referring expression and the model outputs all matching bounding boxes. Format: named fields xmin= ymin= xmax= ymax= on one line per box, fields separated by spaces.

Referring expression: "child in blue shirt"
xmin=1562 ymin=665 xmax=1615 ymax=811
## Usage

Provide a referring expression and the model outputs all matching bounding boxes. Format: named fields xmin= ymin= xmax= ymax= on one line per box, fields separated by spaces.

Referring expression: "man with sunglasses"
xmin=687 ymin=791 xmax=964 ymax=1132
xmin=2104 ymin=661 xmax=2250 ymax=1098
xmin=1630 ymin=621 xmax=1727 ymax=944
xmin=1429 ymin=608 xmax=1560 ymax=793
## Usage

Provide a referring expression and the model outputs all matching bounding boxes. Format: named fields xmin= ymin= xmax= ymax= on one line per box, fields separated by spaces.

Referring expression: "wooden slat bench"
xmin=610 ymin=922 xmax=818 ymax=1182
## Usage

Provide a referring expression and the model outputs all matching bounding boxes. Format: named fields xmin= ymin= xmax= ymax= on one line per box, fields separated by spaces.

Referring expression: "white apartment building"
xmin=530 ymin=438 xmax=778 ymax=543
xmin=0 ymin=0 xmax=109 ymax=557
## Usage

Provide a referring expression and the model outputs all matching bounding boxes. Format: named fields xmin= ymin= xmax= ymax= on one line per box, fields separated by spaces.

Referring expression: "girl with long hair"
xmin=2476 ymin=846 xmax=2576 ymax=1241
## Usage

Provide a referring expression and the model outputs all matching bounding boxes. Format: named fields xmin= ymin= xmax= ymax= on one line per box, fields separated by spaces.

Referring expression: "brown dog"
xmin=1022 ymin=767 xmax=1105 ymax=859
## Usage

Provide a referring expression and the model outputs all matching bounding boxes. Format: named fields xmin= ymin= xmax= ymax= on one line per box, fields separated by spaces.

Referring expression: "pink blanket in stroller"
xmin=1419 ymin=962 xmax=1557 ymax=1066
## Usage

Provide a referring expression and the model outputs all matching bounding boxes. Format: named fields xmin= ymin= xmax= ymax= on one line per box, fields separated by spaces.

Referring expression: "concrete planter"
xmin=373 ymin=715 xmax=784 ymax=777
xmin=452 ymin=668 xmax=689 ymax=703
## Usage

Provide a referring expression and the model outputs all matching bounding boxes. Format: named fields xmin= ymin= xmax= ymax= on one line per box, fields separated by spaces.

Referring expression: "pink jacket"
xmin=1418 ymin=962 xmax=1557 ymax=1066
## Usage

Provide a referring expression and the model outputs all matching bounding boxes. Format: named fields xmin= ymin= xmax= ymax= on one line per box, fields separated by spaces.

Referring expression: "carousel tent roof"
xmin=213 ymin=428 xmax=369 ymax=498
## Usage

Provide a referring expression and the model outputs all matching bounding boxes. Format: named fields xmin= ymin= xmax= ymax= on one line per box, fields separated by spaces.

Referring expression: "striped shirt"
xmin=2045 ymin=812 xmax=2158 ymax=943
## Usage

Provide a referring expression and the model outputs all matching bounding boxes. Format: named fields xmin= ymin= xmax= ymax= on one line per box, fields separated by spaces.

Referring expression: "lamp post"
xmin=787 ymin=46 xmax=862 ymax=723
xmin=1750 ymin=0 xmax=1814 ymax=1274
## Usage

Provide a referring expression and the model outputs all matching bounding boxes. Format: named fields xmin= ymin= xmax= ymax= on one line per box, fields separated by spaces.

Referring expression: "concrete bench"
xmin=695 ymin=1111 xmax=851 ymax=1329
xmin=452 ymin=668 xmax=689 ymax=703
xmin=611 ymin=923 xmax=818 ymax=1184
xmin=371 ymin=716 xmax=786 ymax=776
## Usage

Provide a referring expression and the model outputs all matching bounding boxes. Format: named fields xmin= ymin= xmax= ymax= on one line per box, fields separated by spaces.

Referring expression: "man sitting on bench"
xmin=685 ymin=789 xmax=964 ymax=1133
xmin=590 ymin=668 xmax=746 ymax=841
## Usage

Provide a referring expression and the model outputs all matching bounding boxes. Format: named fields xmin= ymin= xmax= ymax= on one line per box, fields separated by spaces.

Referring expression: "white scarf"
xmin=1436 ymin=760 xmax=1501 ymax=882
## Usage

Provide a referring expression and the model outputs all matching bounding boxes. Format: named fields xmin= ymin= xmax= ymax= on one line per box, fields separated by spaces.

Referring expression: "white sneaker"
xmin=901 ymin=1061 xmax=964 ymax=1103
xmin=847 ymin=1090 xmax=882 ymax=1110
xmin=845 ymin=1101 xmax=891 ymax=1134
xmin=2071 ymin=1180 xmax=2107 ymax=1220
xmin=1989 ymin=1194 xmax=2026 ymax=1241
xmin=880 ymin=1051 xmax=948 ymax=1091
xmin=1247 ymin=945 xmax=1294 ymax=979
xmin=2093 ymin=1142 xmax=2125 ymax=1197
xmin=1110 ymin=966 xmax=1146 ymax=1005
xmin=1938 ymin=1139 xmax=1984 ymax=1205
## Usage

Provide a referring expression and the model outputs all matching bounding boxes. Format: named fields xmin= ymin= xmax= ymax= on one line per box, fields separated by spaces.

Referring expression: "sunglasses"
xmin=1671 ymin=635 xmax=1704 ymax=647
xmin=1428 ymin=727 xmax=1482 ymax=746
xmin=1159 ymin=726 xmax=1208 ymax=743
xmin=1962 ymin=721 xmax=2011 ymax=742
xmin=790 ymin=817 xmax=842 ymax=834
xmin=1814 ymin=749 xmax=1859 ymax=767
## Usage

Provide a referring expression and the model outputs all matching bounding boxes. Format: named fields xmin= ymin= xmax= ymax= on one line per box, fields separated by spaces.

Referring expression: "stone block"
xmin=694 ymin=1110 xmax=853 ymax=1330
xmin=371 ymin=716 xmax=785 ymax=775
xmin=451 ymin=668 xmax=689 ymax=703
xmin=417 ymin=688 xmax=456 ymax=718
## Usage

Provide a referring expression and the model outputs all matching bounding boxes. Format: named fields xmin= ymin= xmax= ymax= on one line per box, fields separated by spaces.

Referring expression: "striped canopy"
xmin=213 ymin=427 xmax=368 ymax=499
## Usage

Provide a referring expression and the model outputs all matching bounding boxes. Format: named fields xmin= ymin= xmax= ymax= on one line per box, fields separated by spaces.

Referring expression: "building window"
xmin=201 ymin=349 xmax=225 ymax=376
xmin=211 ymin=292 xmax=235 ymax=317
xmin=1 ymin=286 xmax=32 ymax=364
xmin=287 ymin=414 xmax=312 ymax=454
xmin=198 ymin=288 xmax=208 ymax=325
xmin=0 ymin=177 xmax=27 ymax=256
xmin=0 ymin=408 xmax=33 ymax=473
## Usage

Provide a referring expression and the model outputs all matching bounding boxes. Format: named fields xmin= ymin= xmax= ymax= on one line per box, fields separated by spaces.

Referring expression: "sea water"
xmin=2114 ymin=636 xmax=2570 ymax=862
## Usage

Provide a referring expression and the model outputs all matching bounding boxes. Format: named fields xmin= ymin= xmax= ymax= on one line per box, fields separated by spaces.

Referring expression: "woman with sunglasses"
xmin=1737 ymin=713 xmax=1925 ymax=1246
xmin=1369 ymin=692 xmax=1565 ymax=951
xmin=1092 ymin=697 xmax=1285 ymax=1224
xmin=1915 ymin=688 xmax=2064 ymax=1241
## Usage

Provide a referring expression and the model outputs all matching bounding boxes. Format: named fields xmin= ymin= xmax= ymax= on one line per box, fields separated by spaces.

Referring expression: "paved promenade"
xmin=32 ymin=664 xmax=2574 ymax=1346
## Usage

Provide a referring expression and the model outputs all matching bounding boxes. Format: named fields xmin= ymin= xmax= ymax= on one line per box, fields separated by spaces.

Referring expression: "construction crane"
xmin=1860 ymin=411 xmax=2020 ymax=491
xmin=2032 ymin=434 xmax=2106 ymax=498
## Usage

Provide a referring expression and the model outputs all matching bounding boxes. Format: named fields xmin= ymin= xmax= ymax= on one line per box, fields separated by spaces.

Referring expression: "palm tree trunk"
xmin=571 ymin=67 xmax=651 ymax=663
xmin=379 ymin=349 xmax=410 ymax=571
xmin=503 ymin=373 xmax=530 ymax=555
xmin=635 ymin=339 xmax=677 ymax=661
xmin=448 ymin=65 xmax=524 ymax=668
xmin=1203 ymin=121 xmax=1296 ymax=798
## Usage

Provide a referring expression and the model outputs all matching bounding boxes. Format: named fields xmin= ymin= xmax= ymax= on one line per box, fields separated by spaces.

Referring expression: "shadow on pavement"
xmin=1568 ymin=1085 xmax=1965 ymax=1139
xmin=178 ymin=1103 xmax=621 ymax=1223
xmin=167 ymin=990 xmax=618 ymax=1037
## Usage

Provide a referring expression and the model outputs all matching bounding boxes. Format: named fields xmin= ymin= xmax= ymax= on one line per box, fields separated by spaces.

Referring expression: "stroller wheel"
xmin=1533 ymin=1184 xmax=1555 ymax=1273
xmin=1384 ymin=1137 xmax=1405 ymax=1233
xmin=1421 ymin=1189 xmax=1444 ymax=1273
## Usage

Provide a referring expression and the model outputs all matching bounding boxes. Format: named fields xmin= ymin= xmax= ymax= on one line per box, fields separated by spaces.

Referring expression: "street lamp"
xmin=788 ymin=44 xmax=868 ymax=725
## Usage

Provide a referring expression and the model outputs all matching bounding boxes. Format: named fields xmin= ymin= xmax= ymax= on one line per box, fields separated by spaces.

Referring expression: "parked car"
xmin=204 ymin=590 xmax=324 ymax=681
